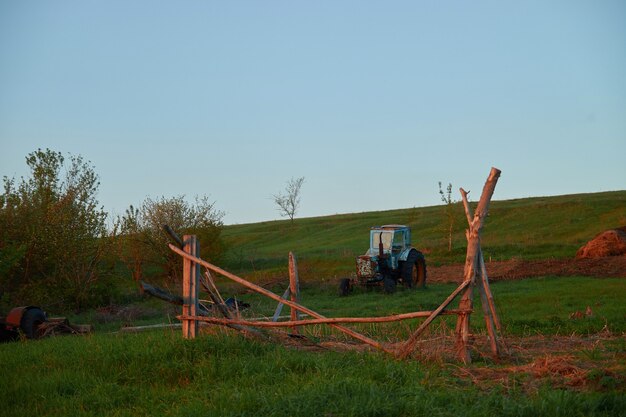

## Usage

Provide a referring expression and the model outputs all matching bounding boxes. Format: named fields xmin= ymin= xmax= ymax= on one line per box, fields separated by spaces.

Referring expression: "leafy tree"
xmin=0 ymin=149 xmax=109 ymax=310
xmin=273 ymin=176 xmax=305 ymax=223
xmin=116 ymin=195 xmax=224 ymax=285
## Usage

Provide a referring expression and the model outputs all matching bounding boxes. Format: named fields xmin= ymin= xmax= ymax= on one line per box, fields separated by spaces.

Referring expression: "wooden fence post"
xmin=182 ymin=235 xmax=199 ymax=339
xmin=288 ymin=252 xmax=301 ymax=334
xmin=455 ymin=167 xmax=501 ymax=363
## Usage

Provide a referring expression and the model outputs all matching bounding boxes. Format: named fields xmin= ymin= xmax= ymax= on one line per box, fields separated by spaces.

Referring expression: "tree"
xmin=438 ymin=181 xmax=458 ymax=252
xmin=114 ymin=205 xmax=145 ymax=293
xmin=273 ymin=177 xmax=305 ymax=223
xmin=0 ymin=149 xmax=109 ymax=310
xmin=116 ymin=195 xmax=225 ymax=285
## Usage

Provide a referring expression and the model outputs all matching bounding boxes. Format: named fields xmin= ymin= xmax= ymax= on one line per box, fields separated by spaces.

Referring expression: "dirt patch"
xmin=576 ymin=227 xmax=626 ymax=259
xmin=428 ymin=256 xmax=626 ymax=283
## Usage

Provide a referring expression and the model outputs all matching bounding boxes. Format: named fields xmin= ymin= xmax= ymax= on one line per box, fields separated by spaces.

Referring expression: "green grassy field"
xmin=220 ymin=190 xmax=626 ymax=281
xmin=1 ymin=330 xmax=624 ymax=417
xmin=1 ymin=191 xmax=625 ymax=416
xmin=2 ymin=277 xmax=625 ymax=417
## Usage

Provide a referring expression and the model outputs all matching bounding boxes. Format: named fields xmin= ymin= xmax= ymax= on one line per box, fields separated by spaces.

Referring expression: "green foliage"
xmin=115 ymin=195 xmax=225 ymax=285
xmin=0 ymin=149 xmax=110 ymax=310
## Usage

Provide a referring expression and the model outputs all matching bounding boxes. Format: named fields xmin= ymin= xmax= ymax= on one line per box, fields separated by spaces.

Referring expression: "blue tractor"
xmin=339 ymin=225 xmax=426 ymax=295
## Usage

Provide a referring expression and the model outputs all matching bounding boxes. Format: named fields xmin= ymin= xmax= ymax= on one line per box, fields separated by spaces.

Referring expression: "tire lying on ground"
xmin=20 ymin=307 xmax=47 ymax=339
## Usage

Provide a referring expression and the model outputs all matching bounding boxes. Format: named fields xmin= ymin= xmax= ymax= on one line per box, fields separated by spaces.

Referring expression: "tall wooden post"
xmin=288 ymin=252 xmax=301 ymax=334
xmin=455 ymin=168 xmax=501 ymax=363
xmin=182 ymin=235 xmax=199 ymax=339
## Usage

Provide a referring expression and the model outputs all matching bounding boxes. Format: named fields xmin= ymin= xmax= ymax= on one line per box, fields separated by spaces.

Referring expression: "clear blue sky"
xmin=1 ymin=1 xmax=624 ymax=225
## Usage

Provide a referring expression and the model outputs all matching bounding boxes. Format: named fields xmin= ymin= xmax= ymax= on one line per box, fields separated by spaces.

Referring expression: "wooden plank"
xmin=169 ymin=243 xmax=393 ymax=354
xmin=272 ymin=287 xmax=291 ymax=322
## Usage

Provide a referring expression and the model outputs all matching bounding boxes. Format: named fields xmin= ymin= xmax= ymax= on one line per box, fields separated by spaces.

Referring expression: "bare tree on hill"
xmin=273 ymin=176 xmax=305 ymax=223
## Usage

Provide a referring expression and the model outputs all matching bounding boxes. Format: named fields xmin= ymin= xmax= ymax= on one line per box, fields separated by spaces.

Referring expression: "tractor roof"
xmin=371 ymin=224 xmax=409 ymax=231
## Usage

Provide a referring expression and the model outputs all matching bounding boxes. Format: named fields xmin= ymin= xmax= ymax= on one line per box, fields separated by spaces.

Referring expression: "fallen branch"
xmin=141 ymin=281 xmax=183 ymax=305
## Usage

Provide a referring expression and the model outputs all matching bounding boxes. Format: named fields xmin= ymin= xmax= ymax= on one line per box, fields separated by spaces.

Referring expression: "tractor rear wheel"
xmin=402 ymin=251 xmax=426 ymax=288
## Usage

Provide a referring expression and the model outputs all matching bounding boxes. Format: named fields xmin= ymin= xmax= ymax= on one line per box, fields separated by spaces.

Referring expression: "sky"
xmin=1 ymin=1 xmax=624 ymax=225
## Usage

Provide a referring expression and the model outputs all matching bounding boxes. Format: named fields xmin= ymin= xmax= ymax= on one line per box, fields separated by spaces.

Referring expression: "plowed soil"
xmin=428 ymin=256 xmax=626 ymax=283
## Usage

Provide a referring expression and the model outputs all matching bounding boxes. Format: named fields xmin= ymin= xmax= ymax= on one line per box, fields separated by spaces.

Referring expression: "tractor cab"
xmin=367 ymin=225 xmax=411 ymax=256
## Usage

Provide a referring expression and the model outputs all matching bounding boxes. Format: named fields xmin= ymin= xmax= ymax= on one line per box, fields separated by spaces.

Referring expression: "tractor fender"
xmin=399 ymin=248 xmax=419 ymax=262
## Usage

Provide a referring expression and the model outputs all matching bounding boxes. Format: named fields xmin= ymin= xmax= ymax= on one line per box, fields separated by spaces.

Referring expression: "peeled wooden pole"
xmin=459 ymin=188 xmax=473 ymax=227
xmin=182 ymin=236 xmax=199 ymax=339
xmin=479 ymin=253 xmax=501 ymax=332
xmin=178 ymin=309 xmax=469 ymax=328
xmin=169 ymin=244 xmax=393 ymax=354
xmin=475 ymin=251 xmax=499 ymax=356
xmin=455 ymin=167 xmax=501 ymax=363
xmin=460 ymin=182 xmax=502 ymax=356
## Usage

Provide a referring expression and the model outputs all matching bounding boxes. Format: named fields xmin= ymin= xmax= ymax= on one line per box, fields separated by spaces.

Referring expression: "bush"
xmin=0 ymin=149 xmax=112 ymax=311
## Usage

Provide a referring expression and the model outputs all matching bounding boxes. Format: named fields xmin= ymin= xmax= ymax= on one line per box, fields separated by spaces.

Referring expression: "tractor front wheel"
xmin=402 ymin=251 xmax=427 ymax=288
xmin=383 ymin=276 xmax=397 ymax=294
xmin=338 ymin=278 xmax=352 ymax=296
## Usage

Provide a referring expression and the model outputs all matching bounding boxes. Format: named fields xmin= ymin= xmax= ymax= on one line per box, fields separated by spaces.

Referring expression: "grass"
xmin=59 ymin=276 xmax=626 ymax=338
xmin=210 ymin=276 xmax=626 ymax=338
xmin=2 ymin=277 xmax=624 ymax=417
xmin=220 ymin=191 xmax=626 ymax=279
xmin=2 ymin=191 xmax=625 ymax=416
xmin=1 ymin=326 xmax=624 ymax=417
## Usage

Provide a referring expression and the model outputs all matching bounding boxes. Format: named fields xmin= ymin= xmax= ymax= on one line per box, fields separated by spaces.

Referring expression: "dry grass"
xmin=452 ymin=333 xmax=626 ymax=394
xmin=220 ymin=318 xmax=625 ymax=395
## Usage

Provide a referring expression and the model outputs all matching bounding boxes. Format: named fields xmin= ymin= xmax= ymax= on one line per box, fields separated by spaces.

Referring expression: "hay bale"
xmin=576 ymin=227 xmax=626 ymax=259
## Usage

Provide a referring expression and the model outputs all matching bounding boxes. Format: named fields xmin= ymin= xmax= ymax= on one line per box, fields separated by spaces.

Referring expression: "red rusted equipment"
xmin=1 ymin=306 xmax=47 ymax=341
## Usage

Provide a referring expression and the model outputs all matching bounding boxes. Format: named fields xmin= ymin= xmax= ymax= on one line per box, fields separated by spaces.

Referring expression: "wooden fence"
xmin=169 ymin=167 xmax=504 ymax=363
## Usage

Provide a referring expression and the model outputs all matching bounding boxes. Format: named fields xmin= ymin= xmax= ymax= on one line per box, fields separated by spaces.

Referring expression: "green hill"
xmin=220 ymin=191 xmax=626 ymax=282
